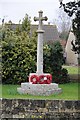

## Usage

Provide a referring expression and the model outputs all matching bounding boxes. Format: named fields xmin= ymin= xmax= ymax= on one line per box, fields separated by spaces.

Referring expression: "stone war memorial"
xmin=17 ymin=10 xmax=62 ymax=96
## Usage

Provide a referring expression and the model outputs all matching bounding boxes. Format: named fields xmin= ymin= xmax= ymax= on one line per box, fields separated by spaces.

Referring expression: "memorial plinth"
xmin=17 ymin=83 xmax=62 ymax=96
xmin=17 ymin=10 xmax=62 ymax=96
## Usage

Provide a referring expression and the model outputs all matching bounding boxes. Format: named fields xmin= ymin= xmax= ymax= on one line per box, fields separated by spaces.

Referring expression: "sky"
xmin=0 ymin=0 xmax=74 ymax=24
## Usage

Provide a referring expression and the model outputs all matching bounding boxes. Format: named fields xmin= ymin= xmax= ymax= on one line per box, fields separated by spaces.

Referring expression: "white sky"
xmin=0 ymin=0 xmax=74 ymax=24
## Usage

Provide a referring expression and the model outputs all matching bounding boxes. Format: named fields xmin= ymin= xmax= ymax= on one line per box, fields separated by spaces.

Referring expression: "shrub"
xmin=43 ymin=41 xmax=70 ymax=84
xmin=2 ymin=23 xmax=37 ymax=84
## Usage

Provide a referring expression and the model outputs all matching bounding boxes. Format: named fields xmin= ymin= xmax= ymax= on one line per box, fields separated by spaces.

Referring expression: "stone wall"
xmin=69 ymin=74 xmax=80 ymax=82
xmin=0 ymin=99 xmax=80 ymax=120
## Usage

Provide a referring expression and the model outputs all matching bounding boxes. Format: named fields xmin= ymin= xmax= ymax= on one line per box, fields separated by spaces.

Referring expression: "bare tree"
xmin=51 ymin=8 xmax=72 ymax=40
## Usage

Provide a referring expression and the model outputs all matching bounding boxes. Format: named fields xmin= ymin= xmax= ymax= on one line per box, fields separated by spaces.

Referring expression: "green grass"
xmin=63 ymin=65 xmax=79 ymax=74
xmin=0 ymin=84 xmax=2 ymax=98
xmin=1 ymin=83 xmax=79 ymax=100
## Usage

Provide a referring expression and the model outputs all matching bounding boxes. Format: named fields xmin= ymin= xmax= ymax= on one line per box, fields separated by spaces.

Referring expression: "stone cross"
xmin=34 ymin=10 xmax=48 ymax=75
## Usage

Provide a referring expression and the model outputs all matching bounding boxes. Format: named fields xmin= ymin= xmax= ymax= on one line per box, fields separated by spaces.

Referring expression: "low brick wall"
xmin=0 ymin=99 xmax=80 ymax=119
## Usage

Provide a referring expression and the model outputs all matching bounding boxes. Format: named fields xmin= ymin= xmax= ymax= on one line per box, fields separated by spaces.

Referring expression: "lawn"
xmin=0 ymin=84 xmax=2 ymax=98
xmin=0 ymin=82 xmax=79 ymax=100
xmin=62 ymin=65 xmax=79 ymax=74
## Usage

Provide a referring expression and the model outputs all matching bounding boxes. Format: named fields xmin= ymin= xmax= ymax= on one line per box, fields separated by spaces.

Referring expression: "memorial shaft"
xmin=34 ymin=10 xmax=48 ymax=74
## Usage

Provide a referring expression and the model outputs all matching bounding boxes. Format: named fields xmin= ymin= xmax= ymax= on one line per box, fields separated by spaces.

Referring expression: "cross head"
xmin=34 ymin=10 xmax=48 ymax=30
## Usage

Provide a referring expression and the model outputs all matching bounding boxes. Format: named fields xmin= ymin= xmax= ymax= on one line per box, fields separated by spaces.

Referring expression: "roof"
xmin=60 ymin=40 xmax=67 ymax=48
xmin=31 ymin=24 xmax=60 ymax=43
xmin=6 ymin=23 xmax=60 ymax=44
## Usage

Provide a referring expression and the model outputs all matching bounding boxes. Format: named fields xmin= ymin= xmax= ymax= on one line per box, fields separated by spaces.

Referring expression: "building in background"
xmin=31 ymin=24 xmax=60 ymax=44
xmin=9 ymin=23 xmax=60 ymax=43
xmin=65 ymin=31 xmax=78 ymax=65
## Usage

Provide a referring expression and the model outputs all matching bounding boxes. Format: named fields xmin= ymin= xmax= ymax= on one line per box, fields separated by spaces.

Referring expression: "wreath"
xmin=30 ymin=75 xmax=39 ymax=84
xmin=39 ymin=74 xmax=52 ymax=84
xmin=29 ymin=74 xmax=52 ymax=84
xmin=46 ymin=74 xmax=52 ymax=84
xmin=38 ymin=75 xmax=45 ymax=84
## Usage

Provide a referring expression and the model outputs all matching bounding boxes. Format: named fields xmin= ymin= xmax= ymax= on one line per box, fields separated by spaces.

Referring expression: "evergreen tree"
xmin=21 ymin=14 xmax=31 ymax=34
xmin=43 ymin=41 xmax=69 ymax=83
xmin=1 ymin=15 xmax=37 ymax=84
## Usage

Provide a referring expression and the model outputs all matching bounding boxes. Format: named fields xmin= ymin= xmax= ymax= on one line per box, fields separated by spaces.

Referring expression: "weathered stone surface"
xmin=45 ymin=100 xmax=59 ymax=112
xmin=0 ymin=99 xmax=80 ymax=119
xmin=74 ymin=101 xmax=80 ymax=110
xmin=17 ymin=83 xmax=62 ymax=96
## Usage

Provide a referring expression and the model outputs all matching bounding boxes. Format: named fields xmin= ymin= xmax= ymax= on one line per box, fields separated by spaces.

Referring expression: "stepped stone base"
xmin=17 ymin=82 xmax=62 ymax=96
